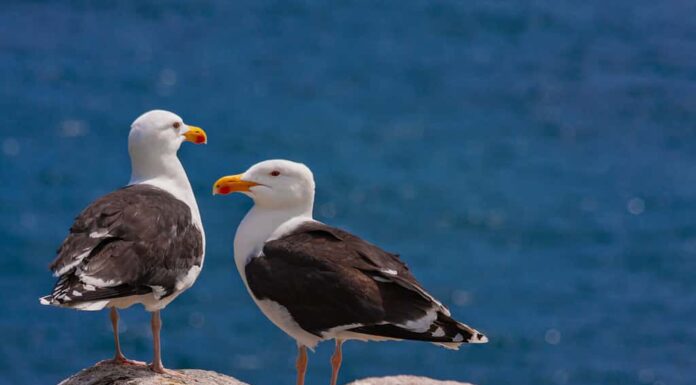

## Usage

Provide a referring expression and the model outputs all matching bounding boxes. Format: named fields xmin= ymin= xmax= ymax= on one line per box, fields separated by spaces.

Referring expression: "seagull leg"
xmin=330 ymin=339 xmax=343 ymax=385
xmin=149 ymin=310 xmax=166 ymax=374
xmin=146 ymin=311 xmax=183 ymax=376
xmin=296 ymin=345 xmax=308 ymax=385
xmin=111 ymin=307 xmax=127 ymax=362
xmin=103 ymin=307 xmax=144 ymax=366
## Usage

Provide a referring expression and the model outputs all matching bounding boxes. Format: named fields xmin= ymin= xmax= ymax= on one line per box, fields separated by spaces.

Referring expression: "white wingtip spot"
xmin=453 ymin=333 xmax=464 ymax=342
xmin=381 ymin=268 xmax=398 ymax=276
xmin=432 ymin=327 xmax=445 ymax=337
xmin=469 ymin=333 xmax=489 ymax=344
xmin=39 ymin=297 xmax=51 ymax=305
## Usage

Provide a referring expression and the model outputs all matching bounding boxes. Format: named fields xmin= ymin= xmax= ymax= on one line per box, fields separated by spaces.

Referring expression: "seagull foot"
xmin=99 ymin=356 xmax=147 ymax=367
xmin=116 ymin=357 xmax=147 ymax=366
xmin=148 ymin=363 xmax=183 ymax=377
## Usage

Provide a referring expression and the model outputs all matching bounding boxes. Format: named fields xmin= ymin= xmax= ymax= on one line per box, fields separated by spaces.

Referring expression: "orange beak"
xmin=213 ymin=174 xmax=260 ymax=195
xmin=183 ymin=125 xmax=207 ymax=144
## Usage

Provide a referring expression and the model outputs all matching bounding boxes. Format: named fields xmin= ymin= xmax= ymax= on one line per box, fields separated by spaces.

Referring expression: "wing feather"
xmin=246 ymin=221 xmax=486 ymax=344
xmin=41 ymin=184 xmax=203 ymax=308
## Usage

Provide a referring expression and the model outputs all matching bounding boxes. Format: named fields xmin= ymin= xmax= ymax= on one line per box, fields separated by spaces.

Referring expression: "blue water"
xmin=1 ymin=1 xmax=695 ymax=384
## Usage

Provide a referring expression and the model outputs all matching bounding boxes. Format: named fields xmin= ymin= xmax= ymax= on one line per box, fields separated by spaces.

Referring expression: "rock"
xmin=347 ymin=375 xmax=473 ymax=385
xmin=58 ymin=361 xmax=249 ymax=385
xmin=58 ymin=363 xmax=473 ymax=385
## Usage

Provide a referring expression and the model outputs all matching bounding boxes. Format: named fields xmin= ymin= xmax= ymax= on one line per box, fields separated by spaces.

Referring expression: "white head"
xmin=213 ymin=159 xmax=315 ymax=211
xmin=128 ymin=109 xmax=207 ymax=182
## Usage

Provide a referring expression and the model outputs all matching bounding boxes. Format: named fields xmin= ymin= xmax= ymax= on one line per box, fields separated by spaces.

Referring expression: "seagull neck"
xmin=129 ymin=151 xmax=189 ymax=189
xmin=128 ymin=152 xmax=202 ymax=231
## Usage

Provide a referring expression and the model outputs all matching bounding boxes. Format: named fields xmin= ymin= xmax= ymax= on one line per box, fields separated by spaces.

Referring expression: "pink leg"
xmin=330 ymin=339 xmax=344 ymax=385
xmin=296 ymin=345 xmax=308 ymax=385
xmin=145 ymin=311 xmax=182 ymax=376
xmin=104 ymin=307 xmax=144 ymax=366
xmin=149 ymin=310 xmax=166 ymax=374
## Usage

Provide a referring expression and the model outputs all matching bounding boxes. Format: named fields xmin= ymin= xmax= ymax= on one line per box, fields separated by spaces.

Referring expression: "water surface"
xmin=1 ymin=1 xmax=695 ymax=384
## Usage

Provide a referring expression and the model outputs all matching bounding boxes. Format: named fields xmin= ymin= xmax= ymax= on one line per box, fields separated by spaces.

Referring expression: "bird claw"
xmin=148 ymin=363 xmax=184 ymax=377
xmin=99 ymin=356 xmax=147 ymax=367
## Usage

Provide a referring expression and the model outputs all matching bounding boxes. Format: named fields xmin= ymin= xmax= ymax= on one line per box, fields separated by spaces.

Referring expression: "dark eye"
xmin=173 ymin=122 xmax=181 ymax=129
xmin=270 ymin=170 xmax=280 ymax=176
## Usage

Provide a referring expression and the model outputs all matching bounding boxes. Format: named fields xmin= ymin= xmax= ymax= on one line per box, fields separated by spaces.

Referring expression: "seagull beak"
xmin=213 ymin=174 xmax=259 ymax=195
xmin=183 ymin=125 xmax=207 ymax=144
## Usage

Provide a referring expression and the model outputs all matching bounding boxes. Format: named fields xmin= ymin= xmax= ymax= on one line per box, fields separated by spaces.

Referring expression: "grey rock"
xmin=58 ymin=361 xmax=249 ymax=385
xmin=58 ymin=363 xmax=473 ymax=385
xmin=347 ymin=375 xmax=474 ymax=385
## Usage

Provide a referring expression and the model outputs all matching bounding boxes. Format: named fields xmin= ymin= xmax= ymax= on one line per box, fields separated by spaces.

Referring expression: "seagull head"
xmin=129 ymin=110 xmax=207 ymax=155
xmin=127 ymin=110 xmax=207 ymax=184
xmin=213 ymin=159 xmax=315 ymax=210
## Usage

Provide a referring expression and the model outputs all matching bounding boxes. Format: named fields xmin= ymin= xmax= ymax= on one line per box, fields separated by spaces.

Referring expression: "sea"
xmin=1 ymin=1 xmax=695 ymax=384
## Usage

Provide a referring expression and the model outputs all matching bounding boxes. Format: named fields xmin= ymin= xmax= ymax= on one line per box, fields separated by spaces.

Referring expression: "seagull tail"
xmin=39 ymin=293 xmax=110 ymax=311
xmin=39 ymin=273 xmax=133 ymax=311
xmin=433 ymin=312 xmax=488 ymax=349
xmin=349 ymin=311 xmax=488 ymax=349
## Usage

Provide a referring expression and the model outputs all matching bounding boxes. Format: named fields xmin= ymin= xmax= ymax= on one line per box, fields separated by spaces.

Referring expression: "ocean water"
xmin=1 ymin=1 xmax=695 ymax=384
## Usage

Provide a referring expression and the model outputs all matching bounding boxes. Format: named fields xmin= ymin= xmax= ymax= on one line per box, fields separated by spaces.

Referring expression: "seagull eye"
xmin=173 ymin=122 xmax=181 ymax=129
xmin=270 ymin=170 xmax=280 ymax=177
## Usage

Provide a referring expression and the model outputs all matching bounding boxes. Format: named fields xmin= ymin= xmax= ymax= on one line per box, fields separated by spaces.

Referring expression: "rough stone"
xmin=347 ymin=375 xmax=473 ymax=385
xmin=58 ymin=363 xmax=474 ymax=385
xmin=58 ymin=362 xmax=249 ymax=385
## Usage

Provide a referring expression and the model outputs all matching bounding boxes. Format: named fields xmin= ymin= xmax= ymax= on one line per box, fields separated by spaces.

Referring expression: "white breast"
xmin=233 ymin=207 xmax=319 ymax=347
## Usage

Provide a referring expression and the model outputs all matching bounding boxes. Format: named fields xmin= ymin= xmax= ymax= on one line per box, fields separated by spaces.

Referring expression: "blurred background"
xmin=1 ymin=1 xmax=695 ymax=384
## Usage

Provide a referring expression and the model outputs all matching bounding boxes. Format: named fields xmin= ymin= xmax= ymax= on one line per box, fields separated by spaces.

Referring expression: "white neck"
xmin=128 ymin=152 xmax=204 ymax=242
xmin=234 ymin=203 xmax=314 ymax=284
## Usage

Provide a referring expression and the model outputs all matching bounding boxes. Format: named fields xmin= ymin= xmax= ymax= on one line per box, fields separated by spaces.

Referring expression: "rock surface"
xmin=59 ymin=362 xmax=473 ymax=385
xmin=347 ymin=376 xmax=473 ymax=385
xmin=59 ymin=362 xmax=249 ymax=385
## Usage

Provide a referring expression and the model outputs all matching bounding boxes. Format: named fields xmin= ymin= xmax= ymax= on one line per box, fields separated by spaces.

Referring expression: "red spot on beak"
xmin=195 ymin=136 xmax=205 ymax=144
xmin=218 ymin=186 xmax=231 ymax=194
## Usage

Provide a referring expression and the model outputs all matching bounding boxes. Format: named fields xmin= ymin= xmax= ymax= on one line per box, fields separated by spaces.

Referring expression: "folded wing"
xmin=41 ymin=184 xmax=203 ymax=310
xmin=245 ymin=222 xmax=486 ymax=347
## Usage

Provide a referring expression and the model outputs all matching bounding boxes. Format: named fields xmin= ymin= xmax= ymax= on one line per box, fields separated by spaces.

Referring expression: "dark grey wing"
xmin=301 ymin=223 xmax=452 ymax=314
xmin=42 ymin=184 xmax=203 ymax=306
xmin=247 ymin=222 xmax=486 ymax=344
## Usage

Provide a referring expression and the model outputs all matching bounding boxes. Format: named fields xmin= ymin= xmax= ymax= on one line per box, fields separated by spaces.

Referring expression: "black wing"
xmin=41 ymin=184 xmax=203 ymax=307
xmin=245 ymin=221 xmax=486 ymax=344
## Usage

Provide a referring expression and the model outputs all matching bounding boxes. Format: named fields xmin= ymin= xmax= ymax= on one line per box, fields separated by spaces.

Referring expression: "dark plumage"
xmin=245 ymin=221 xmax=485 ymax=345
xmin=41 ymin=184 xmax=203 ymax=308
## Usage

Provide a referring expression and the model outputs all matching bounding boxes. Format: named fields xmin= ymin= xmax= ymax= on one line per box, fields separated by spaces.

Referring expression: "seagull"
xmin=40 ymin=110 xmax=207 ymax=374
xmin=213 ymin=159 xmax=487 ymax=385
